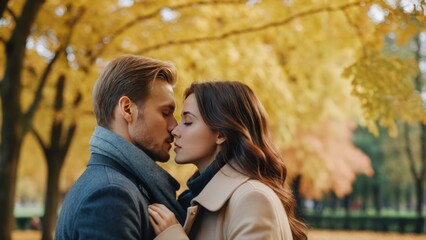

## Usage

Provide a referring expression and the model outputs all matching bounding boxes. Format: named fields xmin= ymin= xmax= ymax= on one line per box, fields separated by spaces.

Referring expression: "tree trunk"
xmin=414 ymin=178 xmax=423 ymax=233
xmin=418 ymin=123 xmax=426 ymax=217
xmin=414 ymin=123 xmax=426 ymax=233
xmin=0 ymin=1 xmax=44 ymax=239
xmin=395 ymin=185 xmax=400 ymax=212
xmin=0 ymin=142 xmax=22 ymax=240
xmin=41 ymin=154 xmax=63 ymax=240
xmin=412 ymin=34 xmax=426 ymax=232
xmin=361 ymin=180 xmax=369 ymax=213
xmin=292 ymin=175 xmax=303 ymax=218
xmin=343 ymin=194 xmax=351 ymax=215
xmin=330 ymin=192 xmax=338 ymax=212
xmin=343 ymin=194 xmax=351 ymax=229
xmin=373 ymin=184 xmax=381 ymax=215
xmin=39 ymin=75 xmax=80 ymax=240
xmin=406 ymin=187 xmax=412 ymax=210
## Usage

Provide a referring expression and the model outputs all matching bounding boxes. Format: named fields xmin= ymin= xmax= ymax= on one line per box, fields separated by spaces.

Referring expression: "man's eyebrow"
xmin=163 ymin=104 xmax=175 ymax=111
xmin=160 ymin=104 xmax=175 ymax=114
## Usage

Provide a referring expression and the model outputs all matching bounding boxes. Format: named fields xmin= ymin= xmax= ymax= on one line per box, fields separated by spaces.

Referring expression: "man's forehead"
xmin=148 ymin=79 xmax=173 ymax=94
xmin=145 ymin=81 xmax=175 ymax=106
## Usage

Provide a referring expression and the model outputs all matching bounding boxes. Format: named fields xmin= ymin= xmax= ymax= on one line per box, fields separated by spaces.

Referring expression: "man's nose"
xmin=168 ymin=117 xmax=178 ymax=132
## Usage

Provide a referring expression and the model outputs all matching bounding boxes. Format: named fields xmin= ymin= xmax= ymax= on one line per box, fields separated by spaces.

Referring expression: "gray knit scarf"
xmin=89 ymin=126 xmax=186 ymax=224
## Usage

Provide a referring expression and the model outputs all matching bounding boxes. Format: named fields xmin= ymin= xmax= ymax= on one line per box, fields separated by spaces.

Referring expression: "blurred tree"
xmin=0 ymin=1 xmax=48 ymax=239
xmin=353 ymin=126 xmax=386 ymax=214
xmin=378 ymin=32 xmax=426 ymax=226
xmin=285 ymin=120 xmax=374 ymax=199
xmin=31 ymin=74 xmax=82 ymax=240
xmin=408 ymin=33 xmax=426 ymax=222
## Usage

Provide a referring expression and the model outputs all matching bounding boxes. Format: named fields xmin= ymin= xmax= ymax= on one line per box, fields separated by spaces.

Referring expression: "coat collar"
xmin=89 ymin=126 xmax=186 ymax=223
xmin=192 ymin=163 xmax=249 ymax=212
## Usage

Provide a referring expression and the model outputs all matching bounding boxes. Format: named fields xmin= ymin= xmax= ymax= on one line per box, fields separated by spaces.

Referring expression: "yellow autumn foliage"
xmin=1 ymin=0 xmax=425 ymax=200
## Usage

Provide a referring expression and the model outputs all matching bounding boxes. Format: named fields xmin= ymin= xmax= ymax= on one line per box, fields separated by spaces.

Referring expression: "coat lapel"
xmin=192 ymin=163 xmax=249 ymax=212
xmin=182 ymin=163 xmax=249 ymax=234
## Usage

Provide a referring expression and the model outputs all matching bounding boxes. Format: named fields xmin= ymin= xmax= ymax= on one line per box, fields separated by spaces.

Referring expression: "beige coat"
xmin=155 ymin=163 xmax=293 ymax=240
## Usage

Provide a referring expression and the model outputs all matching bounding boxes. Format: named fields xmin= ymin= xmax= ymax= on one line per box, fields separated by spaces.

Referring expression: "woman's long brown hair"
xmin=185 ymin=81 xmax=308 ymax=240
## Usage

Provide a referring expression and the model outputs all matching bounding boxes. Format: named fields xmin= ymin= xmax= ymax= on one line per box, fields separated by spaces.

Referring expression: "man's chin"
xmin=155 ymin=158 xmax=169 ymax=163
xmin=142 ymin=148 xmax=169 ymax=162
xmin=154 ymin=154 xmax=170 ymax=163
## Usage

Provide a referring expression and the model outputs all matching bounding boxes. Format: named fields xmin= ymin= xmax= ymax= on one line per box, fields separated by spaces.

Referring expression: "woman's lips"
xmin=174 ymin=143 xmax=181 ymax=152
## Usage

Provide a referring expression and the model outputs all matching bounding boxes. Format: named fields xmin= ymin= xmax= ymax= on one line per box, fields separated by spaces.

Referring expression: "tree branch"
xmin=6 ymin=7 xmax=17 ymax=23
xmin=2 ymin=0 xmax=44 ymax=139
xmin=30 ymin=126 xmax=47 ymax=153
xmin=342 ymin=8 xmax=367 ymax=56
xmin=88 ymin=0 xmax=246 ymax=64
xmin=63 ymin=123 xmax=77 ymax=155
xmin=0 ymin=0 xmax=9 ymax=20
xmin=23 ymin=47 xmax=63 ymax=132
xmin=23 ymin=7 xmax=85 ymax=133
xmin=132 ymin=0 xmax=373 ymax=54
xmin=63 ymin=90 xmax=81 ymax=149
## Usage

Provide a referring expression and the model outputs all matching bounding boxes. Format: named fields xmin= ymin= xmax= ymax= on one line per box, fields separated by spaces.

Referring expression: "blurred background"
xmin=1 ymin=0 xmax=426 ymax=239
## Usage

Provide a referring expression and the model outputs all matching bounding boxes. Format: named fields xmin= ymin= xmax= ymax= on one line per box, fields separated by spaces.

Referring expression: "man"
xmin=55 ymin=55 xmax=185 ymax=239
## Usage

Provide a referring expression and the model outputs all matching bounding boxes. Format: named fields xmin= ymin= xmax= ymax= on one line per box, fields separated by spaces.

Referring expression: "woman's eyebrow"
xmin=182 ymin=111 xmax=196 ymax=118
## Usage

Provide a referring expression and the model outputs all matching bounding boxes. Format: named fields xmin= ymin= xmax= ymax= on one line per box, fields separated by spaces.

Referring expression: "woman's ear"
xmin=216 ymin=133 xmax=226 ymax=145
xmin=118 ymin=96 xmax=133 ymax=123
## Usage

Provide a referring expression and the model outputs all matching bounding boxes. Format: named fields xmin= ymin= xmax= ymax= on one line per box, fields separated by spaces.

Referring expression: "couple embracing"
xmin=55 ymin=55 xmax=307 ymax=240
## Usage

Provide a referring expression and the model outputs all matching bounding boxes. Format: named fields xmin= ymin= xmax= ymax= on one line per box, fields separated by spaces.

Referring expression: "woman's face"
xmin=172 ymin=94 xmax=222 ymax=172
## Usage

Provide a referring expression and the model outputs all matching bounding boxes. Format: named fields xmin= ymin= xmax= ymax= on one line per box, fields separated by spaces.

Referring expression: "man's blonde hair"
xmin=92 ymin=55 xmax=177 ymax=127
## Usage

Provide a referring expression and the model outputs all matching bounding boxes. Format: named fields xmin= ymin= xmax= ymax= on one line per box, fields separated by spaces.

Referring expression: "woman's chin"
xmin=174 ymin=158 xmax=187 ymax=165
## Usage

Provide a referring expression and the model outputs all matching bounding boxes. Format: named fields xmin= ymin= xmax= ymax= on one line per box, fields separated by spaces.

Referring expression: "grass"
xmin=12 ymin=230 xmax=426 ymax=240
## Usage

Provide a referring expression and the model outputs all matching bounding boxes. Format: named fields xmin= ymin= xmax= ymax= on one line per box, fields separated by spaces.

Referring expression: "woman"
xmin=148 ymin=81 xmax=307 ymax=240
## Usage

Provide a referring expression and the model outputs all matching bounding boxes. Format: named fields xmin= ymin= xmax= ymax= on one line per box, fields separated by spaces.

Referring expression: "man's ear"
xmin=216 ymin=133 xmax=226 ymax=145
xmin=118 ymin=96 xmax=133 ymax=123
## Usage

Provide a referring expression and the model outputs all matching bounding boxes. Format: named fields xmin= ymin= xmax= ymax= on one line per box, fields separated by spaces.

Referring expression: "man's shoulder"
xmin=56 ymin=165 xmax=151 ymax=238
xmin=59 ymin=164 xmax=149 ymax=215
xmin=69 ymin=164 xmax=145 ymax=200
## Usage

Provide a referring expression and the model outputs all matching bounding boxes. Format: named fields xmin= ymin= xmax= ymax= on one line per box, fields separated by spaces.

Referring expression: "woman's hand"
xmin=148 ymin=203 xmax=179 ymax=235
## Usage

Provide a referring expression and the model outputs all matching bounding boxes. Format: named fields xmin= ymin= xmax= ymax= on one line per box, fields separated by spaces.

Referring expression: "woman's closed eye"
xmin=183 ymin=122 xmax=192 ymax=126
